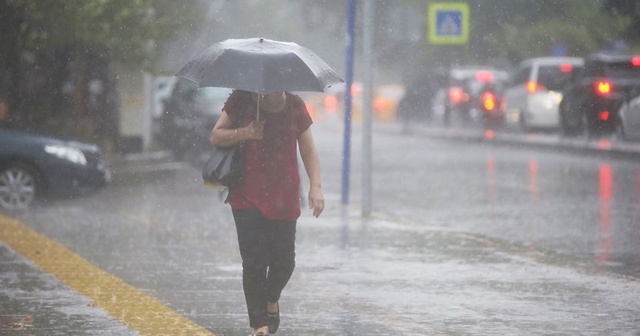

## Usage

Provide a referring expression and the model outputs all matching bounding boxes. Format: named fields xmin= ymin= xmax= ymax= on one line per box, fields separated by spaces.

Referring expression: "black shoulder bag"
xmin=202 ymin=99 xmax=247 ymax=191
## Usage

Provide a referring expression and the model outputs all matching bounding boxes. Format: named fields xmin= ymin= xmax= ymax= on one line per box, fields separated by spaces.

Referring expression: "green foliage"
xmin=603 ymin=0 xmax=640 ymax=41
xmin=404 ymin=0 xmax=633 ymax=64
xmin=3 ymin=0 xmax=203 ymax=69
xmin=481 ymin=0 xmax=630 ymax=61
xmin=0 ymin=0 xmax=205 ymax=141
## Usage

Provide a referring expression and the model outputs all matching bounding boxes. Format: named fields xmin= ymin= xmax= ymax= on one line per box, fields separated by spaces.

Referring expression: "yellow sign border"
xmin=428 ymin=2 xmax=470 ymax=45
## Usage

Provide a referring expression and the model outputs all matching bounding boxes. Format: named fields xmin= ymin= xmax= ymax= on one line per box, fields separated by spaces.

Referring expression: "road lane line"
xmin=0 ymin=213 xmax=215 ymax=336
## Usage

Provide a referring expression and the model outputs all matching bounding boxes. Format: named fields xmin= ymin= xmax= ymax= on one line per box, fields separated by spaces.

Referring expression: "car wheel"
xmin=0 ymin=163 xmax=39 ymax=211
xmin=519 ymin=111 xmax=529 ymax=132
xmin=582 ymin=113 xmax=593 ymax=139
xmin=559 ymin=102 xmax=580 ymax=137
xmin=616 ymin=119 xmax=627 ymax=141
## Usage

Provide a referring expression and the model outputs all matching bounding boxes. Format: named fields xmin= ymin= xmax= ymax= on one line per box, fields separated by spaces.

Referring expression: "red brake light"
xmin=599 ymin=110 xmax=610 ymax=121
xmin=482 ymin=92 xmax=496 ymax=111
xmin=476 ymin=71 xmax=493 ymax=83
xmin=449 ymin=87 xmax=464 ymax=104
xmin=632 ymin=56 xmax=640 ymax=67
xmin=560 ymin=63 xmax=573 ymax=73
xmin=595 ymin=80 xmax=612 ymax=96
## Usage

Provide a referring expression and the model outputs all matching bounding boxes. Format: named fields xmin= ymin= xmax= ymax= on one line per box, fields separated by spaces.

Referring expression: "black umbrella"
xmin=176 ymin=38 xmax=344 ymax=95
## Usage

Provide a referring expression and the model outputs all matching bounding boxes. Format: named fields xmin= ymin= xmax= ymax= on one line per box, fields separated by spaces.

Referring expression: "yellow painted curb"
xmin=0 ymin=213 xmax=215 ymax=336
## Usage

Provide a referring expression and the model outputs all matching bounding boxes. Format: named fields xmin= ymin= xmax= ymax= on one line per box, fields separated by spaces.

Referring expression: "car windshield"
xmin=450 ymin=67 xmax=491 ymax=81
xmin=538 ymin=65 xmax=574 ymax=90
xmin=603 ymin=62 xmax=640 ymax=79
xmin=450 ymin=68 xmax=509 ymax=95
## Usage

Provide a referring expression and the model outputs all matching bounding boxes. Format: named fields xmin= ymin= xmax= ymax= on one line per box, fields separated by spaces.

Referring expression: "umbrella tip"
xmin=259 ymin=38 xmax=264 ymax=43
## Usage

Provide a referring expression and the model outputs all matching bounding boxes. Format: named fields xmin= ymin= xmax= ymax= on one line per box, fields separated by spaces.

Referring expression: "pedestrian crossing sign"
xmin=428 ymin=2 xmax=470 ymax=45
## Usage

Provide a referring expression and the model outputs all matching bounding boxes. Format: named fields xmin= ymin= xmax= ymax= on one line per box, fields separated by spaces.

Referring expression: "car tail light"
xmin=449 ymin=87 xmax=464 ymax=104
xmin=324 ymin=95 xmax=338 ymax=113
xmin=350 ymin=83 xmax=362 ymax=97
xmin=482 ymin=92 xmax=496 ymax=111
xmin=526 ymin=81 xmax=545 ymax=93
xmin=632 ymin=56 xmax=640 ymax=67
xmin=476 ymin=71 xmax=493 ymax=83
xmin=484 ymin=129 xmax=495 ymax=139
xmin=598 ymin=110 xmax=610 ymax=121
xmin=560 ymin=63 xmax=573 ymax=72
xmin=594 ymin=80 xmax=612 ymax=96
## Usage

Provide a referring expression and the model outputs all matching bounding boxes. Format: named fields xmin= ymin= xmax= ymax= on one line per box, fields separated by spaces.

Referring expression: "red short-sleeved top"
xmin=223 ymin=90 xmax=313 ymax=221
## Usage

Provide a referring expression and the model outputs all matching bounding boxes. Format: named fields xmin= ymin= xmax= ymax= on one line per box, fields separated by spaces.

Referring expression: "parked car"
xmin=559 ymin=53 xmax=640 ymax=137
xmin=152 ymin=76 xmax=177 ymax=118
xmin=503 ymin=56 xmax=584 ymax=131
xmin=0 ymin=129 xmax=110 ymax=211
xmin=159 ymin=79 xmax=232 ymax=159
xmin=616 ymin=87 xmax=640 ymax=140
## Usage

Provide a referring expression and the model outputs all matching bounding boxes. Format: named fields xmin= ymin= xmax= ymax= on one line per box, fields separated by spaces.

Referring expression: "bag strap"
xmin=223 ymin=91 xmax=251 ymax=203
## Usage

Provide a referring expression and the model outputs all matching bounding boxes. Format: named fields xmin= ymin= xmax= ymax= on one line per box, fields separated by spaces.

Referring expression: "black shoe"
xmin=267 ymin=302 xmax=279 ymax=334
xmin=252 ymin=327 xmax=269 ymax=336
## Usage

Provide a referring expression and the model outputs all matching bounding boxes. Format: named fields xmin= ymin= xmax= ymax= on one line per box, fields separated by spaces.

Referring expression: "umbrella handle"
xmin=256 ymin=94 xmax=260 ymax=121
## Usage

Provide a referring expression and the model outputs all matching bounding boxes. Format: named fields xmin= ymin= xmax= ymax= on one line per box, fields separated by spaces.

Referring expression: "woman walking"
xmin=210 ymin=90 xmax=324 ymax=335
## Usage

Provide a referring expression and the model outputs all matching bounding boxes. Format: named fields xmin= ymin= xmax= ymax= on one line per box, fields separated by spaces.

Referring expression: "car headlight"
xmin=44 ymin=145 xmax=87 ymax=165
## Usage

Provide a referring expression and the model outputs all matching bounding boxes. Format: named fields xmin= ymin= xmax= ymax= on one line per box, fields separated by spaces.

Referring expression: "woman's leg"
xmin=266 ymin=219 xmax=297 ymax=303
xmin=233 ymin=209 xmax=269 ymax=329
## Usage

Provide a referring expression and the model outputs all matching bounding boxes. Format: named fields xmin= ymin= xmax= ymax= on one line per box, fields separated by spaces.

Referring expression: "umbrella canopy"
xmin=176 ymin=38 xmax=344 ymax=94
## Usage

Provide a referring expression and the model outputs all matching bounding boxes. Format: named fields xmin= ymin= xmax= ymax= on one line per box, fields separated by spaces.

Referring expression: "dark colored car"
xmin=475 ymin=81 xmax=506 ymax=129
xmin=559 ymin=53 xmax=640 ymax=137
xmin=396 ymin=68 xmax=448 ymax=124
xmin=0 ymin=129 xmax=110 ymax=211
xmin=158 ymin=79 xmax=231 ymax=159
xmin=431 ymin=66 xmax=509 ymax=127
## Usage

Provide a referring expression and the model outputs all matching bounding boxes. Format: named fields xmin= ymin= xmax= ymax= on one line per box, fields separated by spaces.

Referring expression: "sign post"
xmin=342 ymin=0 xmax=356 ymax=206
xmin=428 ymin=2 xmax=469 ymax=126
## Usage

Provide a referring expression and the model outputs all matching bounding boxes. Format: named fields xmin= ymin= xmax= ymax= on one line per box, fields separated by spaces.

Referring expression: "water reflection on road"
xmin=320 ymin=123 xmax=640 ymax=278
xmin=477 ymin=152 xmax=640 ymax=276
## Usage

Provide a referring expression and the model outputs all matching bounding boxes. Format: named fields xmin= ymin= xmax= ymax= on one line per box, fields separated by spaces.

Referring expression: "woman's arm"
xmin=298 ymin=128 xmax=324 ymax=217
xmin=210 ymin=112 xmax=264 ymax=148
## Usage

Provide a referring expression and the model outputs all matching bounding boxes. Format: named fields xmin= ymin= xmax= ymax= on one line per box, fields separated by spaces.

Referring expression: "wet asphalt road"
xmin=2 ymin=120 xmax=640 ymax=335
xmin=357 ymin=122 xmax=640 ymax=278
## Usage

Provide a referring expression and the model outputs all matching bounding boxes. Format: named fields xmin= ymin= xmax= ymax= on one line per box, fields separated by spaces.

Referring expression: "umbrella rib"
xmin=176 ymin=76 xmax=200 ymax=86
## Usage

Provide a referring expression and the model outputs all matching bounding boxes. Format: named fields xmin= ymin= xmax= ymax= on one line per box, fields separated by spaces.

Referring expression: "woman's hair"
xmin=234 ymin=89 xmax=256 ymax=101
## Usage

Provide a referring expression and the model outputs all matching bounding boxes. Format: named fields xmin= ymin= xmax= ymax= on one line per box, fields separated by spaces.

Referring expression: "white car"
xmin=617 ymin=89 xmax=640 ymax=140
xmin=503 ymin=57 xmax=583 ymax=130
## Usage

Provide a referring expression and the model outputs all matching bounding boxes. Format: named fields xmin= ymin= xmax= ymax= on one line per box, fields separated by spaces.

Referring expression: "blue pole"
xmin=342 ymin=0 xmax=356 ymax=206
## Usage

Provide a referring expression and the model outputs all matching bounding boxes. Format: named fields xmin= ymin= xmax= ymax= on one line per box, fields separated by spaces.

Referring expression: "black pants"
xmin=232 ymin=209 xmax=297 ymax=328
